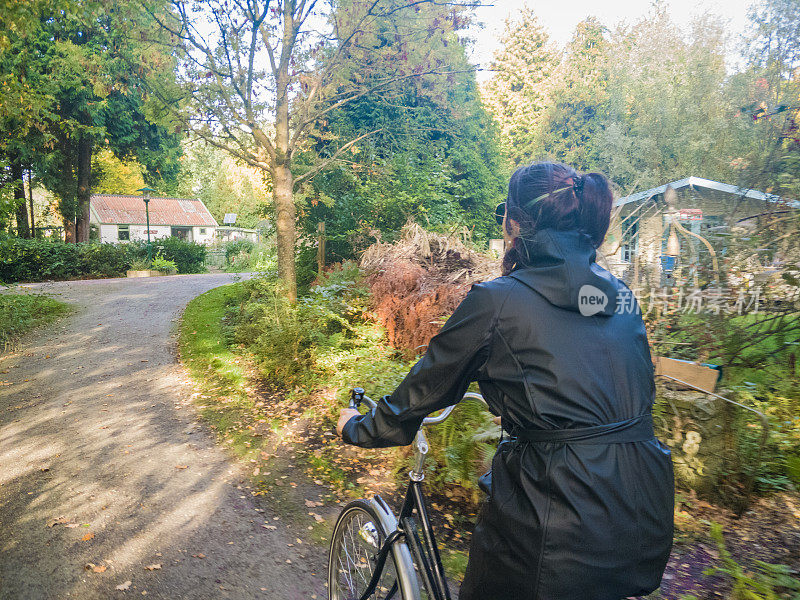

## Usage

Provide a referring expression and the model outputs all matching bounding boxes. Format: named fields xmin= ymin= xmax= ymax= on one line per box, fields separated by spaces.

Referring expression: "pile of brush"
xmin=360 ymin=222 xmax=499 ymax=358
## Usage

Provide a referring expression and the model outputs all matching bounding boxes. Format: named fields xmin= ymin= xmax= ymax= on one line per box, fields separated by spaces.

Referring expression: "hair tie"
xmin=573 ymin=175 xmax=584 ymax=198
xmin=523 ymin=185 xmax=573 ymax=209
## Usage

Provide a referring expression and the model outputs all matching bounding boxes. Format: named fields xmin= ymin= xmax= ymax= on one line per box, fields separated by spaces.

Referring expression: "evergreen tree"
xmin=539 ymin=17 xmax=609 ymax=171
xmin=738 ymin=0 xmax=800 ymax=198
xmin=480 ymin=7 xmax=559 ymax=166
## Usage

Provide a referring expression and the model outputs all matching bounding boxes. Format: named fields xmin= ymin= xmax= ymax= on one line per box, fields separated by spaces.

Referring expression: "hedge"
xmin=0 ymin=237 xmax=207 ymax=283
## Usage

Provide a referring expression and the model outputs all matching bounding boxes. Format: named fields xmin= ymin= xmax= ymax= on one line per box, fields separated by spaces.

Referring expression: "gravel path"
xmin=0 ymin=274 xmax=326 ymax=600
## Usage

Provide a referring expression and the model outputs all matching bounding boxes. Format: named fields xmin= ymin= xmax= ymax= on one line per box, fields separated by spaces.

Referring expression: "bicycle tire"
xmin=328 ymin=499 xmax=421 ymax=600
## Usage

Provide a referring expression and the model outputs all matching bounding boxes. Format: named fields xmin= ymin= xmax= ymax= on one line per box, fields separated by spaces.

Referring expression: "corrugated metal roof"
xmin=614 ymin=176 xmax=800 ymax=209
xmin=90 ymin=194 xmax=219 ymax=227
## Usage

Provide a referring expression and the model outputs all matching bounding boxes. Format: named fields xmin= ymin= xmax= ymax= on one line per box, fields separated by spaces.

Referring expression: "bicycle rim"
xmin=329 ymin=505 xmax=401 ymax=600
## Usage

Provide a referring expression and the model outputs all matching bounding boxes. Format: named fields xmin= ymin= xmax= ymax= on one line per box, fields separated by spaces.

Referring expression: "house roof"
xmin=614 ymin=176 xmax=800 ymax=209
xmin=90 ymin=194 xmax=218 ymax=227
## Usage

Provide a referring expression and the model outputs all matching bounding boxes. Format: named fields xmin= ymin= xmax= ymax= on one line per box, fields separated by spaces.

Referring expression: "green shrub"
xmin=233 ymin=262 xmax=385 ymax=389
xmin=225 ymin=238 xmax=255 ymax=262
xmin=701 ymin=521 xmax=800 ymax=599
xmin=0 ymin=238 xmax=81 ymax=282
xmin=0 ymin=236 xmax=207 ymax=281
xmin=129 ymin=257 xmax=151 ymax=271
xmin=222 ymin=242 xmax=276 ymax=273
xmin=152 ymin=237 xmax=206 ymax=274
xmin=150 ymin=255 xmax=178 ymax=274
xmin=77 ymin=243 xmax=131 ymax=277
xmin=229 ymin=262 xmax=497 ymax=499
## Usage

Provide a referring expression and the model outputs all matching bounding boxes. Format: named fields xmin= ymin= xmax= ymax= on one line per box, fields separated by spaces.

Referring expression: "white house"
xmin=90 ymin=194 xmax=218 ymax=244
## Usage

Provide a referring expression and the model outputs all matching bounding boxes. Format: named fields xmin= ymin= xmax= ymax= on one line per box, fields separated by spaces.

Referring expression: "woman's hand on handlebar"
xmin=337 ymin=408 xmax=361 ymax=437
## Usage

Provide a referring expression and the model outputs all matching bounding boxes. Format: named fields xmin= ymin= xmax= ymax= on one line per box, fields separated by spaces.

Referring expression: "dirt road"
xmin=0 ymin=274 xmax=326 ymax=599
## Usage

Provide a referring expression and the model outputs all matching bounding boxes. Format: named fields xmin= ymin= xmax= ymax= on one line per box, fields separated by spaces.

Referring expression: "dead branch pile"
xmin=360 ymin=222 xmax=500 ymax=357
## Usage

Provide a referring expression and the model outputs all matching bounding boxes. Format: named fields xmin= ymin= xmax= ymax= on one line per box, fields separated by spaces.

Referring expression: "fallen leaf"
xmin=308 ymin=512 xmax=324 ymax=523
xmin=144 ymin=564 xmax=161 ymax=571
xmin=115 ymin=580 xmax=132 ymax=591
xmin=81 ymin=533 xmax=95 ymax=542
xmin=85 ymin=563 xmax=106 ymax=573
xmin=175 ymin=465 xmax=188 ymax=470
xmin=191 ymin=553 xmax=205 ymax=559
xmin=48 ymin=516 xmax=68 ymax=527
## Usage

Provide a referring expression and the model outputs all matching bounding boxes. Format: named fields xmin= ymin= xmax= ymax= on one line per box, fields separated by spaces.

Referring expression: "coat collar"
xmin=508 ymin=228 xmax=619 ymax=317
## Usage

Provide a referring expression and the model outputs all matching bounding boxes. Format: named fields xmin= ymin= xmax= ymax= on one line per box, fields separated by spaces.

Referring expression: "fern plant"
xmin=702 ymin=522 xmax=800 ymax=600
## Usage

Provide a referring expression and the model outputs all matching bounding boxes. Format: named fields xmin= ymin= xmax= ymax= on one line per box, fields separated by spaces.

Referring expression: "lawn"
xmin=0 ymin=293 xmax=72 ymax=351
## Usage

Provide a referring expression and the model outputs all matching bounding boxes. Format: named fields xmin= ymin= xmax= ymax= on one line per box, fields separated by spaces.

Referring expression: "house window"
xmin=199 ymin=228 xmax=206 ymax=235
xmin=621 ymin=216 xmax=639 ymax=263
xmin=118 ymin=225 xmax=130 ymax=241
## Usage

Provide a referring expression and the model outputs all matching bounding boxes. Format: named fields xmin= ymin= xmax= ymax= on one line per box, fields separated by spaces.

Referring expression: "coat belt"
xmin=511 ymin=413 xmax=655 ymax=444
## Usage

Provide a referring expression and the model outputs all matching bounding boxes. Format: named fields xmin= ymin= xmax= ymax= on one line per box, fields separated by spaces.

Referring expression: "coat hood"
xmin=508 ymin=228 xmax=619 ymax=317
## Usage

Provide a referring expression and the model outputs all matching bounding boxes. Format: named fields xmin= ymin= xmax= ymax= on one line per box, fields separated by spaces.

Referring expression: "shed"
xmin=90 ymin=194 xmax=218 ymax=245
xmin=599 ymin=176 xmax=799 ymax=283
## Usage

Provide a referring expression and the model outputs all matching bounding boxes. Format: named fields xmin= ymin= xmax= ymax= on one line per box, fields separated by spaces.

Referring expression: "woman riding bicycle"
xmin=337 ymin=161 xmax=674 ymax=600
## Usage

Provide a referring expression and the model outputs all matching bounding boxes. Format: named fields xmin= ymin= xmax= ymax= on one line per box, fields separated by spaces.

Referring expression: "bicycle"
xmin=328 ymin=388 xmax=487 ymax=600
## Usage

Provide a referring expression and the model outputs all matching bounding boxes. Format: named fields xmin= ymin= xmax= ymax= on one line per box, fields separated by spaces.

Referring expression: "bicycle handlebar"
xmin=348 ymin=388 xmax=487 ymax=426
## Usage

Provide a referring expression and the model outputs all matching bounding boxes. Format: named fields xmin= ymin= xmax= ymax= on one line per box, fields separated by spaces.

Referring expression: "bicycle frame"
xmin=356 ymin=480 xmax=451 ymax=600
xmin=397 ymin=479 xmax=451 ymax=600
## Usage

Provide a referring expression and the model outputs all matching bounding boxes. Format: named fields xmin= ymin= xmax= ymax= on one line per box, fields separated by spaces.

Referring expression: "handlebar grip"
xmin=349 ymin=387 xmax=365 ymax=408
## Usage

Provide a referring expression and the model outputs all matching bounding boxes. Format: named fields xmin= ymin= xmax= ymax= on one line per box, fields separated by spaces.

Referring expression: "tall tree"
xmin=0 ymin=0 xmax=182 ymax=241
xmin=538 ymin=17 xmax=609 ymax=171
xmin=148 ymin=0 xmax=480 ymax=300
xmin=175 ymin=141 xmax=271 ymax=229
xmin=0 ymin=1 xmax=61 ymax=237
xmin=737 ymin=0 xmax=800 ymax=199
xmin=480 ymin=6 xmax=559 ymax=166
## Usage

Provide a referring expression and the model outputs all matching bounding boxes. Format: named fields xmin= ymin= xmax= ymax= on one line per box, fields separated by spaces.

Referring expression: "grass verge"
xmin=178 ymin=283 xmax=265 ymax=460
xmin=178 ymin=283 xmax=340 ymax=542
xmin=0 ymin=293 xmax=72 ymax=351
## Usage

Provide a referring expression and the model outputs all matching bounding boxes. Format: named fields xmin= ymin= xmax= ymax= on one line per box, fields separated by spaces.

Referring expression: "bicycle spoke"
xmin=331 ymin=507 xmax=402 ymax=600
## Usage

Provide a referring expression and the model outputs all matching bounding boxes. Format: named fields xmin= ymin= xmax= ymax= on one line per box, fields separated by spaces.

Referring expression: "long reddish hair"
xmin=502 ymin=162 xmax=613 ymax=275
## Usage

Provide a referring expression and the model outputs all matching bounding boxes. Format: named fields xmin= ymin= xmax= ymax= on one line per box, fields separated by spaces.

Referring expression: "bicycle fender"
xmin=368 ymin=495 xmax=422 ymax=600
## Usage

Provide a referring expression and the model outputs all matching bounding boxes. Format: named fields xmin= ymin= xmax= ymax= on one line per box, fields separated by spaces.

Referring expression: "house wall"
xmin=99 ymin=224 xmax=216 ymax=244
xmin=192 ymin=226 xmax=216 ymax=245
xmin=100 ymin=224 xmax=172 ymax=243
xmin=100 ymin=224 xmax=120 ymax=244
xmin=609 ymin=188 xmax=793 ymax=286
xmin=131 ymin=224 xmax=171 ymax=242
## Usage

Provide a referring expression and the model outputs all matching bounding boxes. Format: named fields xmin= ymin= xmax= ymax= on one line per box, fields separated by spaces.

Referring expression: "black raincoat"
xmin=342 ymin=227 xmax=674 ymax=600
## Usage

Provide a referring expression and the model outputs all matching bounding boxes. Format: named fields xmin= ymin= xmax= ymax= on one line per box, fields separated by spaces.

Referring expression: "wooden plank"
xmin=652 ymin=356 xmax=720 ymax=393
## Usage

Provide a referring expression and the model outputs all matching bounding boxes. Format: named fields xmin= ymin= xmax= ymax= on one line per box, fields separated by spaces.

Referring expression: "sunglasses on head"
xmin=494 ymin=202 xmax=506 ymax=226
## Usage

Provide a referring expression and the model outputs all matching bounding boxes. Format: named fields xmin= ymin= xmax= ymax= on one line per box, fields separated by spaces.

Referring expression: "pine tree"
xmin=539 ymin=17 xmax=609 ymax=171
xmin=480 ymin=7 xmax=559 ymax=166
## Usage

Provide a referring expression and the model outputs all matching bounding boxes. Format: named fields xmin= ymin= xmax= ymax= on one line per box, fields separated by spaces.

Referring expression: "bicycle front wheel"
xmin=328 ymin=499 xmax=419 ymax=600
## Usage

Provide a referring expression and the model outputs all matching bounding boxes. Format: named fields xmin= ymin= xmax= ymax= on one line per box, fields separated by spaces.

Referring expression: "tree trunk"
xmin=59 ymin=133 xmax=77 ymax=244
xmin=75 ymin=136 xmax=93 ymax=243
xmin=63 ymin=215 xmax=76 ymax=243
xmin=273 ymin=14 xmax=297 ymax=301
xmin=273 ymin=163 xmax=297 ymax=301
xmin=11 ymin=157 xmax=30 ymax=238
xmin=27 ymin=168 xmax=35 ymax=237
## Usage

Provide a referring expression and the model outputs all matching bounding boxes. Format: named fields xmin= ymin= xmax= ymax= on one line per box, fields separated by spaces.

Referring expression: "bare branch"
xmin=293 ymin=128 xmax=383 ymax=187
